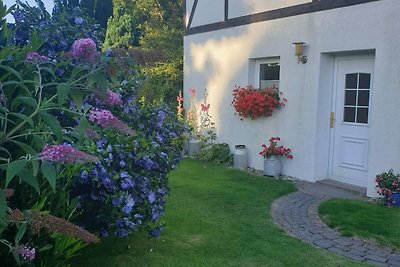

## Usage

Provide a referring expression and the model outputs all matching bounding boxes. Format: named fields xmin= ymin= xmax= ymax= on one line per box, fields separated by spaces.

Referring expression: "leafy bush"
xmin=12 ymin=0 xmax=104 ymax=57
xmin=196 ymin=143 xmax=232 ymax=166
xmin=0 ymin=2 xmax=184 ymax=265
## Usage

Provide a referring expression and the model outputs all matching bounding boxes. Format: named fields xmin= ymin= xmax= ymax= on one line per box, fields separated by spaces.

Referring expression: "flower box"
xmin=231 ymin=86 xmax=287 ymax=120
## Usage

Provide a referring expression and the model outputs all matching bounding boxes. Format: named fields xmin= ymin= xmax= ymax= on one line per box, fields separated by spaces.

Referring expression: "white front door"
xmin=329 ymin=56 xmax=374 ymax=187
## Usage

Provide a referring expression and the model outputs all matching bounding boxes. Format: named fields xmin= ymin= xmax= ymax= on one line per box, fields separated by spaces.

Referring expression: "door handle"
xmin=330 ymin=112 xmax=335 ymax=128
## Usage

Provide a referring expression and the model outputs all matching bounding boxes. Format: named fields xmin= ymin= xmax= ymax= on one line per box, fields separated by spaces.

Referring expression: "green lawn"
xmin=72 ymin=159 xmax=366 ymax=266
xmin=319 ymin=198 xmax=400 ymax=249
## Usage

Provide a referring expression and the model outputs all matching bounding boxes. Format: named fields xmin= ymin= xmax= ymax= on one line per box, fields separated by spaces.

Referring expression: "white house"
xmin=183 ymin=0 xmax=400 ymax=197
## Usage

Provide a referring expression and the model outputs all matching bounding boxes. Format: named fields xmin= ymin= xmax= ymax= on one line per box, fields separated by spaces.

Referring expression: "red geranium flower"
xmin=231 ymin=86 xmax=287 ymax=119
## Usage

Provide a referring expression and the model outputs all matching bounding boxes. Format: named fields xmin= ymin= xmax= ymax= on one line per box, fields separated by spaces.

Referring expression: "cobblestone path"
xmin=271 ymin=191 xmax=400 ymax=267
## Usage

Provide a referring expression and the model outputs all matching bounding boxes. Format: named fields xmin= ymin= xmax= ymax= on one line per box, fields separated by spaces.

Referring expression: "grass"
xmin=319 ymin=198 xmax=400 ymax=249
xmin=72 ymin=159 xmax=366 ymax=266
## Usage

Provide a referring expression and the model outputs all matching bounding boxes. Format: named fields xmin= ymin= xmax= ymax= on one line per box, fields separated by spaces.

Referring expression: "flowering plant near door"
xmin=259 ymin=137 xmax=293 ymax=159
xmin=259 ymin=137 xmax=293 ymax=177
xmin=231 ymin=86 xmax=287 ymax=120
xmin=375 ymin=169 xmax=400 ymax=207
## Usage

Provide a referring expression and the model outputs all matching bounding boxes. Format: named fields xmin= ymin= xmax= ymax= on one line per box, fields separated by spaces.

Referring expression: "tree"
xmin=136 ymin=0 xmax=183 ymax=104
xmin=103 ymin=0 xmax=142 ymax=48
xmin=103 ymin=0 xmax=183 ymax=104
xmin=80 ymin=0 xmax=112 ymax=29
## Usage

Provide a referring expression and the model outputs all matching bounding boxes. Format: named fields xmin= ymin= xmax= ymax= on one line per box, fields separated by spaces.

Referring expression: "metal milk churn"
xmin=233 ymin=145 xmax=248 ymax=170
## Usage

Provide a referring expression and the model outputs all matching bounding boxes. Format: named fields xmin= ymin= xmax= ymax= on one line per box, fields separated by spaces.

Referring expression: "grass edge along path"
xmin=73 ymin=159 xmax=367 ymax=266
xmin=319 ymin=198 xmax=400 ymax=250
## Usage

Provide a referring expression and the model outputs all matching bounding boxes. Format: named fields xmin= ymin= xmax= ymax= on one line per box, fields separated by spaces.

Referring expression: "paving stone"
xmin=365 ymin=254 xmax=388 ymax=263
xmin=344 ymin=252 xmax=365 ymax=262
xmin=313 ymin=240 xmax=334 ymax=249
xmin=388 ymin=260 xmax=400 ymax=266
xmin=349 ymin=245 xmax=368 ymax=252
xmin=347 ymin=249 xmax=365 ymax=257
xmin=365 ymin=260 xmax=387 ymax=267
xmin=364 ymin=243 xmax=382 ymax=250
xmin=333 ymin=243 xmax=351 ymax=252
xmin=328 ymin=247 xmax=348 ymax=257
xmin=333 ymin=238 xmax=354 ymax=247
xmin=350 ymin=239 xmax=365 ymax=246
xmin=388 ymin=255 xmax=400 ymax=262
xmin=367 ymin=249 xmax=390 ymax=258
xmin=322 ymin=232 xmax=340 ymax=239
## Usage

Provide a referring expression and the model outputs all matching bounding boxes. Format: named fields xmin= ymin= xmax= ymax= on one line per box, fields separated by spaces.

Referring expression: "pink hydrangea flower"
xmin=88 ymin=108 xmax=136 ymax=136
xmin=25 ymin=52 xmax=49 ymax=63
xmin=70 ymin=38 xmax=97 ymax=61
xmin=16 ymin=245 xmax=36 ymax=261
xmin=40 ymin=144 xmax=98 ymax=163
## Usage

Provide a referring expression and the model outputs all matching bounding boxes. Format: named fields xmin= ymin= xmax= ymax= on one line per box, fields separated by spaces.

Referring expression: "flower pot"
xmin=392 ymin=192 xmax=400 ymax=207
xmin=188 ymin=139 xmax=201 ymax=156
xmin=263 ymin=155 xmax=282 ymax=177
xmin=233 ymin=145 xmax=248 ymax=170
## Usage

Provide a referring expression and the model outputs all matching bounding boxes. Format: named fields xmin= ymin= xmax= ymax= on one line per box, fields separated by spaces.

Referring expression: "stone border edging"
xmin=271 ymin=191 xmax=400 ymax=267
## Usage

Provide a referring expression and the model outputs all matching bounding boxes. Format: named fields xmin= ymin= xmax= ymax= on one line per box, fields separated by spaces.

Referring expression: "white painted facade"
xmin=184 ymin=0 xmax=400 ymax=197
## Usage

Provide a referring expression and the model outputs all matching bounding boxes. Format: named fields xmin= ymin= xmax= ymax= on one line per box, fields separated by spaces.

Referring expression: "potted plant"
xmin=231 ymin=86 xmax=287 ymax=120
xmin=259 ymin=137 xmax=293 ymax=177
xmin=376 ymin=169 xmax=400 ymax=207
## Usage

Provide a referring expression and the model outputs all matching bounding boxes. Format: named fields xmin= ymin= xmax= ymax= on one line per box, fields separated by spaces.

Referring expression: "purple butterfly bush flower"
xmin=40 ymin=144 xmax=98 ymax=163
xmin=16 ymin=245 xmax=36 ymax=261
xmin=106 ymin=90 xmax=123 ymax=106
xmin=89 ymin=108 xmax=136 ymax=136
xmin=93 ymin=89 xmax=123 ymax=107
xmin=25 ymin=52 xmax=49 ymax=63
xmin=69 ymin=38 xmax=97 ymax=62
xmin=85 ymin=128 xmax=100 ymax=139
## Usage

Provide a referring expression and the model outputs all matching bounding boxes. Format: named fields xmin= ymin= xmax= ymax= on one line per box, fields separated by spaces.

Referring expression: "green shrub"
xmin=196 ymin=143 xmax=233 ymax=166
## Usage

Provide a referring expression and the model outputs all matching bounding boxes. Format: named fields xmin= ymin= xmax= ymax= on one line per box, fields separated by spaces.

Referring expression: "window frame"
xmin=254 ymin=57 xmax=280 ymax=90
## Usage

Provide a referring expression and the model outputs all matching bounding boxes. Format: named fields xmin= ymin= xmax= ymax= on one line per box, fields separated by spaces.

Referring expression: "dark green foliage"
xmin=81 ymin=0 xmax=113 ymax=28
xmin=137 ymin=0 xmax=183 ymax=104
xmin=103 ymin=0 xmax=183 ymax=104
xmin=103 ymin=0 xmax=142 ymax=48
xmin=138 ymin=61 xmax=182 ymax=104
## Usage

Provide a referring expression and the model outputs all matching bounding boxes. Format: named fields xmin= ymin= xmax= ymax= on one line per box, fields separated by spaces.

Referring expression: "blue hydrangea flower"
xmin=150 ymin=226 xmax=163 ymax=238
xmin=148 ymin=191 xmax=156 ymax=204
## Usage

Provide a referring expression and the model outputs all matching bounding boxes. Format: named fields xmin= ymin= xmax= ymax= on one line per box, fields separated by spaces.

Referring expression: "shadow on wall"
xmin=187 ymin=23 xmax=272 ymax=142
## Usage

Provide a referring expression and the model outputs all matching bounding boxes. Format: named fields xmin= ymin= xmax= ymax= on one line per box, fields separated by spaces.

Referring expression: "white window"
xmin=255 ymin=58 xmax=280 ymax=89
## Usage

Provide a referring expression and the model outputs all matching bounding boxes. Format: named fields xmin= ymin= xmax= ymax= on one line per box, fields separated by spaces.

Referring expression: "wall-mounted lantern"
xmin=293 ymin=42 xmax=307 ymax=64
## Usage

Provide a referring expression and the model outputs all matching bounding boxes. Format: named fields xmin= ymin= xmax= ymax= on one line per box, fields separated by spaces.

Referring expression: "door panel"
xmin=330 ymin=57 xmax=374 ymax=187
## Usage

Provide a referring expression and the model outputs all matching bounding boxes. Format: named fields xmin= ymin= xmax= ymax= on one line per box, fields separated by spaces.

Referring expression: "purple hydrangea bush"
xmin=73 ymin=79 xmax=184 ymax=238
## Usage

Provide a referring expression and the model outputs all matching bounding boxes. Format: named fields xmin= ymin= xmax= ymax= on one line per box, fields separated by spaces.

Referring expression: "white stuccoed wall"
xmin=229 ymin=0 xmax=311 ymax=18
xmin=186 ymin=0 xmax=225 ymax=27
xmin=184 ymin=0 xmax=400 ymax=197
